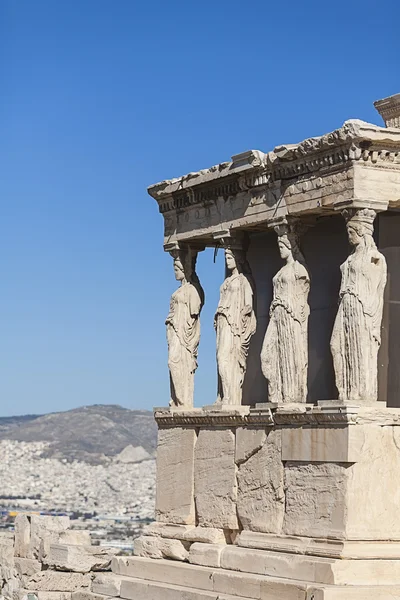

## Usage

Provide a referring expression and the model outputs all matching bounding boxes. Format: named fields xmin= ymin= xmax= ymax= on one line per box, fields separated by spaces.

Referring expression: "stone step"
xmin=310 ymin=588 xmax=400 ymax=600
xmin=114 ymin=556 xmax=309 ymax=599
xmin=113 ymin=556 xmax=400 ymax=600
xmin=113 ymin=557 xmax=216 ymax=592
xmin=91 ymin=574 xmax=124 ymax=597
xmin=120 ymin=576 xmax=261 ymax=600
xmin=72 ymin=592 xmax=118 ymax=600
xmin=220 ymin=545 xmax=400 ymax=585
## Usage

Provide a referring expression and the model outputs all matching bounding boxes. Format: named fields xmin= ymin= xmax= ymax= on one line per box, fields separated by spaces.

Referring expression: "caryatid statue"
xmin=214 ymin=241 xmax=256 ymax=406
xmin=166 ymin=246 xmax=204 ymax=408
xmin=261 ymin=220 xmax=310 ymax=403
xmin=330 ymin=208 xmax=387 ymax=403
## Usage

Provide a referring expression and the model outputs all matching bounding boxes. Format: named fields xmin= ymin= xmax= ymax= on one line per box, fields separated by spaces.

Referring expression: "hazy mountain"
xmin=0 ymin=405 xmax=157 ymax=464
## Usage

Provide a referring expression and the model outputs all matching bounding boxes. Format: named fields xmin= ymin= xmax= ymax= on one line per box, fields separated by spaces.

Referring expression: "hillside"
xmin=0 ymin=405 xmax=157 ymax=464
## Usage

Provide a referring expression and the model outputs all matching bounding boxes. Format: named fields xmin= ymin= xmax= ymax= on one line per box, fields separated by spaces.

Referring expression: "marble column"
xmin=261 ymin=218 xmax=310 ymax=404
xmin=213 ymin=233 xmax=256 ymax=406
xmin=165 ymin=244 xmax=204 ymax=408
xmin=330 ymin=208 xmax=387 ymax=404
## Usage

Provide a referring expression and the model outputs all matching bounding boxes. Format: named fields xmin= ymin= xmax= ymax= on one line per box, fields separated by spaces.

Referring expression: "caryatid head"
xmin=344 ymin=209 xmax=376 ymax=248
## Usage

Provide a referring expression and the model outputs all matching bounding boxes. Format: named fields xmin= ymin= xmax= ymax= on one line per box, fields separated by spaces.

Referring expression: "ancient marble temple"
xmin=126 ymin=94 xmax=400 ymax=599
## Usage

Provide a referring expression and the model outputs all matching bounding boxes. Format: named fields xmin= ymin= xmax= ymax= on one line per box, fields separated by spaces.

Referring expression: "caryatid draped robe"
xmin=166 ymin=282 xmax=202 ymax=407
xmin=330 ymin=245 xmax=387 ymax=403
xmin=261 ymin=260 xmax=310 ymax=403
xmin=215 ymin=272 xmax=256 ymax=405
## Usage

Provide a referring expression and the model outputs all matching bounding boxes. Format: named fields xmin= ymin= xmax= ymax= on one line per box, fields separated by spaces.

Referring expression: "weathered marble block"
xmin=154 ymin=407 xmax=400 ymax=544
xmin=236 ymin=427 xmax=284 ymax=534
xmin=283 ymin=421 xmax=400 ymax=540
xmin=194 ymin=428 xmax=238 ymax=529
xmin=155 ymin=427 xmax=197 ymax=525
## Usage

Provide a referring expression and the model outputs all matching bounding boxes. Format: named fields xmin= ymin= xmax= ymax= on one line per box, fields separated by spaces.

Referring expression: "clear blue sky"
xmin=0 ymin=0 xmax=397 ymax=416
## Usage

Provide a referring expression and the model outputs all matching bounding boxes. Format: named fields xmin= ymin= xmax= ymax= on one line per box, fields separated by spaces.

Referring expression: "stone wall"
xmin=0 ymin=515 xmax=117 ymax=600
xmin=151 ymin=406 xmax=400 ymax=545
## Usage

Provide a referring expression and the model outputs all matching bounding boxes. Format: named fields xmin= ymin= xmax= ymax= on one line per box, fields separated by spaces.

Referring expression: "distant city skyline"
xmin=0 ymin=0 xmax=397 ymax=416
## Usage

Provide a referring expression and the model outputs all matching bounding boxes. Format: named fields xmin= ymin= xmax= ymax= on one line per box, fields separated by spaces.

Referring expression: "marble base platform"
xmin=139 ymin=405 xmax=400 ymax=598
xmin=111 ymin=556 xmax=400 ymax=600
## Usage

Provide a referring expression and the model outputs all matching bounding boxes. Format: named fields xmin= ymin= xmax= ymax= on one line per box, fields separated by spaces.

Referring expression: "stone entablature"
xmin=148 ymin=120 xmax=400 ymax=245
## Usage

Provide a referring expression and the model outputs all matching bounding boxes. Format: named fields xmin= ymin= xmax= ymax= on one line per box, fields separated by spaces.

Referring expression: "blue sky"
xmin=0 ymin=0 xmax=397 ymax=416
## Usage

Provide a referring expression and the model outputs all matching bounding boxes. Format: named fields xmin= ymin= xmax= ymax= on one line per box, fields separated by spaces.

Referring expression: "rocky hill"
xmin=0 ymin=405 xmax=157 ymax=465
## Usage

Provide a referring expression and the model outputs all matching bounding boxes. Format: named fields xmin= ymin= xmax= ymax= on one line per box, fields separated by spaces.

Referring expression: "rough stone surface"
xmin=72 ymin=593 xmax=112 ymax=600
xmin=120 ymin=578 xmax=221 ymax=600
xmin=91 ymin=573 xmax=122 ymax=596
xmin=44 ymin=544 xmax=116 ymax=573
xmin=134 ymin=536 xmax=190 ymax=561
xmin=155 ymin=427 xmax=196 ymax=525
xmin=261 ymin=579 xmax=308 ymax=600
xmin=59 ymin=531 xmax=92 ymax=546
xmin=2 ymin=577 xmax=19 ymax=600
xmin=143 ymin=523 xmax=227 ymax=544
xmin=113 ymin=556 xmax=215 ymax=591
xmin=22 ymin=592 xmax=73 ymax=600
xmin=236 ymin=531 xmax=400 ymax=559
xmin=0 ymin=536 xmax=15 ymax=582
xmin=15 ymin=557 xmax=42 ymax=577
xmin=281 ymin=426 xmax=365 ymax=463
xmin=111 ymin=555 xmax=400 ymax=599
xmin=237 ymin=429 xmax=284 ymax=534
xmin=188 ymin=543 xmax=224 ymax=568
xmin=181 ymin=527 xmax=228 ymax=545
xmin=194 ymin=428 xmax=238 ymax=529
xmin=25 ymin=571 xmax=91 ymax=592
xmin=235 ymin=427 xmax=267 ymax=464
xmin=283 ymin=462 xmax=348 ymax=539
xmin=213 ymin=570 xmax=263 ymax=599
xmin=142 ymin=523 xmax=191 ymax=539
xmin=14 ymin=514 xmax=31 ymax=558
xmin=30 ymin=515 xmax=70 ymax=560
xmin=307 ymin=586 xmax=400 ymax=600
xmin=346 ymin=424 xmax=400 ymax=540
xmin=220 ymin=545 xmax=400 ymax=585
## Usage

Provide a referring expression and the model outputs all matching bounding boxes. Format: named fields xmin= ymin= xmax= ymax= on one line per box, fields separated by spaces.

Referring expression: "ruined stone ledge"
xmin=154 ymin=404 xmax=400 ymax=428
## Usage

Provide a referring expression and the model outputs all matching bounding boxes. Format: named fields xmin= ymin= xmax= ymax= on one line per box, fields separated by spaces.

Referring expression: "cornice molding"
xmin=148 ymin=121 xmax=400 ymax=217
xmin=153 ymin=405 xmax=400 ymax=428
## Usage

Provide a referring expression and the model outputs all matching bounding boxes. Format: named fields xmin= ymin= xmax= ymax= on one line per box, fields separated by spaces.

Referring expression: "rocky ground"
xmin=0 ymin=439 xmax=156 ymax=519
